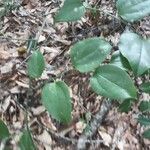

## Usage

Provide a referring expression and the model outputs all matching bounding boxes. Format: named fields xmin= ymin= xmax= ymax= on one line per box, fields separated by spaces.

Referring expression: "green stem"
xmin=83 ymin=3 xmax=130 ymax=27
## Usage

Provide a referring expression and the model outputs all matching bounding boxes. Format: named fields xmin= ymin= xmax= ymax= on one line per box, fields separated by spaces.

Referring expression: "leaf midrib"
xmin=96 ymin=73 xmax=132 ymax=98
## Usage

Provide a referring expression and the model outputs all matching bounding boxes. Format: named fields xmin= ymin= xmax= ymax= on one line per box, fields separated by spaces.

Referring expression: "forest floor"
xmin=0 ymin=0 xmax=150 ymax=149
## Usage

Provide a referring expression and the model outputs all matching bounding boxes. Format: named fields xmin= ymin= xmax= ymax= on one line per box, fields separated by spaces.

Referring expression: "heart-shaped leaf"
xmin=71 ymin=37 xmax=112 ymax=73
xmin=42 ymin=81 xmax=72 ymax=124
xmin=0 ymin=120 xmax=10 ymax=139
xmin=19 ymin=129 xmax=36 ymax=150
xmin=27 ymin=50 xmax=45 ymax=78
xmin=55 ymin=0 xmax=86 ymax=22
xmin=138 ymin=115 xmax=150 ymax=126
xmin=140 ymin=82 xmax=150 ymax=94
xmin=119 ymin=31 xmax=150 ymax=76
xmin=90 ymin=65 xmax=137 ymax=100
xmin=139 ymin=101 xmax=150 ymax=112
xmin=116 ymin=0 xmax=150 ymax=22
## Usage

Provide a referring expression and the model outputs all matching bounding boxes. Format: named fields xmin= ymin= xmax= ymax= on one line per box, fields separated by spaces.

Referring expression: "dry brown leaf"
xmin=1 ymin=62 xmax=13 ymax=74
xmin=37 ymin=130 xmax=52 ymax=146
xmin=10 ymin=86 xmax=20 ymax=94
xmin=15 ymin=80 xmax=29 ymax=88
xmin=98 ymin=130 xmax=112 ymax=147
xmin=31 ymin=106 xmax=45 ymax=116
xmin=38 ymin=35 xmax=46 ymax=43
xmin=1 ymin=96 xmax=11 ymax=112
xmin=0 ymin=44 xmax=10 ymax=60
xmin=75 ymin=121 xmax=86 ymax=134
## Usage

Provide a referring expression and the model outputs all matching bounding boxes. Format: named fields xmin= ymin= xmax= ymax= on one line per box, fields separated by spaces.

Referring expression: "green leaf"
xmin=143 ymin=129 xmax=150 ymax=139
xmin=119 ymin=99 xmax=132 ymax=113
xmin=0 ymin=120 xmax=10 ymax=139
xmin=110 ymin=51 xmax=131 ymax=70
xmin=71 ymin=37 xmax=112 ymax=73
xmin=119 ymin=31 xmax=150 ymax=76
xmin=27 ymin=50 xmax=45 ymax=78
xmin=90 ymin=65 xmax=137 ymax=100
xmin=42 ymin=81 xmax=72 ymax=124
xmin=116 ymin=0 xmax=150 ymax=22
xmin=138 ymin=115 xmax=150 ymax=126
xmin=55 ymin=0 xmax=86 ymax=22
xmin=140 ymin=82 xmax=150 ymax=94
xmin=19 ymin=129 xmax=36 ymax=150
xmin=139 ymin=101 xmax=150 ymax=112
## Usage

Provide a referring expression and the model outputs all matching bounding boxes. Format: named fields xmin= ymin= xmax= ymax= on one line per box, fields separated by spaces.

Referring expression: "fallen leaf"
xmin=98 ymin=130 xmax=112 ymax=146
xmin=37 ymin=130 xmax=52 ymax=146
xmin=75 ymin=121 xmax=86 ymax=134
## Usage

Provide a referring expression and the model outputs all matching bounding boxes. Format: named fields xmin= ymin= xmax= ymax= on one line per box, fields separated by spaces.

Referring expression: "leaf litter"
xmin=0 ymin=0 xmax=150 ymax=149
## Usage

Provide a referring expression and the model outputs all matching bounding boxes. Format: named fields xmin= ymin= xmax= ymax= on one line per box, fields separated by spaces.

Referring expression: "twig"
xmin=35 ymin=6 xmax=51 ymax=42
xmin=77 ymin=99 xmax=112 ymax=150
xmin=37 ymin=120 xmax=104 ymax=146
xmin=14 ymin=96 xmax=104 ymax=146
xmin=16 ymin=54 xmax=32 ymax=70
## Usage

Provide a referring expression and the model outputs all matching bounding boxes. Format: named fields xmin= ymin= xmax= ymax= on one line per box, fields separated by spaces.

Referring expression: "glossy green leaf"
xmin=138 ymin=115 xmax=150 ymax=126
xmin=110 ymin=51 xmax=131 ymax=70
xmin=55 ymin=0 xmax=86 ymax=22
xmin=139 ymin=101 xmax=150 ymax=112
xmin=116 ymin=0 xmax=150 ymax=22
xmin=90 ymin=65 xmax=137 ymax=100
xmin=143 ymin=129 xmax=150 ymax=139
xmin=42 ymin=81 xmax=72 ymax=124
xmin=119 ymin=31 xmax=150 ymax=76
xmin=0 ymin=120 xmax=10 ymax=139
xmin=19 ymin=129 xmax=36 ymax=150
xmin=119 ymin=99 xmax=132 ymax=113
xmin=27 ymin=50 xmax=45 ymax=78
xmin=71 ymin=37 xmax=112 ymax=73
xmin=140 ymin=82 xmax=150 ymax=94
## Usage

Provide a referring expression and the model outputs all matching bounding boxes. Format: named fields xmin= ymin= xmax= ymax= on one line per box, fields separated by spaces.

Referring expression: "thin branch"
xmin=35 ymin=6 xmax=52 ymax=41
xmin=14 ymin=97 xmax=104 ymax=146
xmin=77 ymin=99 xmax=112 ymax=150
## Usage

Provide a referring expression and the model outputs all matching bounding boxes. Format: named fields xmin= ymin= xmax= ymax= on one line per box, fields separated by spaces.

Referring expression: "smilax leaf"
xmin=27 ymin=50 xmax=45 ymax=78
xmin=71 ymin=37 xmax=112 ymax=73
xmin=0 ymin=120 xmax=10 ymax=139
xmin=119 ymin=99 xmax=132 ymax=113
xmin=42 ymin=81 xmax=72 ymax=124
xmin=139 ymin=101 xmax=150 ymax=112
xmin=140 ymin=82 xmax=150 ymax=94
xmin=90 ymin=65 xmax=137 ymax=100
xmin=19 ymin=129 xmax=36 ymax=150
xmin=55 ymin=0 xmax=86 ymax=22
xmin=138 ymin=115 xmax=150 ymax=126
xmin=119 ymin=31 xmax=150 ymax=76
xmin=117 ymin=0 xmax=150 ymax=22
xmin=110 ymin=51 xmax=131 ymax=70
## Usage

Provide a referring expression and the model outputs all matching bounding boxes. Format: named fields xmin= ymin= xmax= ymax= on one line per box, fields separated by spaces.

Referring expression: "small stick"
xmin=77 ymin=99 xmax=112 ymax=150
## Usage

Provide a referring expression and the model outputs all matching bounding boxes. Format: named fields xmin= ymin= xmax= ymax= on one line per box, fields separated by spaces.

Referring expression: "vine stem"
xmin=83 ymin=3 xmax=127 ymax=25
